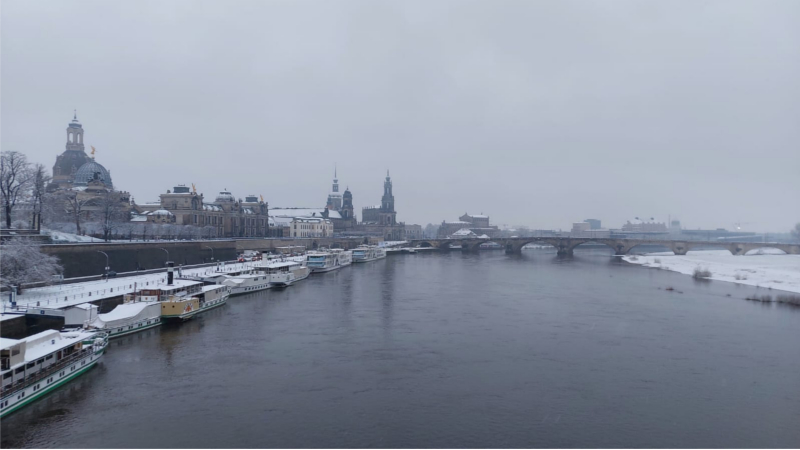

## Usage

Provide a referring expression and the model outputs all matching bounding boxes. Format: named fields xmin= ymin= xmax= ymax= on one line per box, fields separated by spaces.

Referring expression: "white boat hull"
xmin=1 ymin=335 xmax=108 ymax=418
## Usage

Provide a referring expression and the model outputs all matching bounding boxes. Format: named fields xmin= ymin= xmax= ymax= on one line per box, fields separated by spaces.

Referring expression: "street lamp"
xmin=203 ymin=245 xmax=214 ymax=262
xmin=96 ymin=251 xmax=110 ymax=279
xmin=159 ymin=247 xmax=170 ymax=266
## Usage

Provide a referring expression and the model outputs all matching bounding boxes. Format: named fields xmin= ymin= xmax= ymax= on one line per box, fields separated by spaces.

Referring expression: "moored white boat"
xmin=306 ymin=249 xmax=353 ymax=273
xmin=1 ymin=329 xmax=109 ymax=418
xmin=352 ymin=246 xmax=387 ymax=263
xmin=89 ymin=301 xmax=162 ymax=338
xmin=222 ymin=272 xmax=272 ymax=296
xmin=257 ymin=260 xmax=311 ymax=287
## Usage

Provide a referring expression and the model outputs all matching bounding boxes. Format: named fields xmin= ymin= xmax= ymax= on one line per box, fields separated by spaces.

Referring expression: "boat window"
xmin=26 ymin=362 xmax=35 ymax=370
xmin=37 ymin=358 xmax=44 ymax=365
xmin=46 ymin=355 xmax=53 ymax=360
xmin=3 ymin=372 xmax=11 ymax=379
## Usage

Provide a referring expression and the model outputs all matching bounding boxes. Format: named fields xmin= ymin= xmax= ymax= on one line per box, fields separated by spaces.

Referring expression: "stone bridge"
xmin=407 ymin=237 xmax=800 ymax=256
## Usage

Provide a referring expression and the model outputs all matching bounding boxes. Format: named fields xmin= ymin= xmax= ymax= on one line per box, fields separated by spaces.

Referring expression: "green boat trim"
xmin=0 ymin=357 xmax=101 ymax=418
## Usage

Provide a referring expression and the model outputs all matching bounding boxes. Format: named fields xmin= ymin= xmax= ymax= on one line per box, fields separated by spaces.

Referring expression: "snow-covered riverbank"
xmin=622 ymin=250 xmax=800 ymax=294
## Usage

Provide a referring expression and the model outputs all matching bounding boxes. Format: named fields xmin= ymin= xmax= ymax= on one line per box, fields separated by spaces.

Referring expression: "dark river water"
xmin=3 ymin=249 xmax=799 ymax=448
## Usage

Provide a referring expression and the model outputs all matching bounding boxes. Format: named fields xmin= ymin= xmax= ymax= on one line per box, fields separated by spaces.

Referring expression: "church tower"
xmin=342 ymin=187 xmax=354 ymax=220
xmin=326 ymin=167 xmax=343 ymax=211
xmin=379 ymin=170 xmax=397 ymax=226
xmin=381 ymin=170 xmax=394 ymax=212
xmin=49 ymin=111 xmax=92 ymax=191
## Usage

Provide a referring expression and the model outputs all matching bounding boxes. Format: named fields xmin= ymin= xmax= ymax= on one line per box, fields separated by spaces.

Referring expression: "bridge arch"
xmin=569 ymin=240 xmax=620 ymax=254
xmin=683 ymin=243 xmax=733 ymax=255
xmin=744 ymin=246 xmax=788 ymax=256
xmin=626 ymin=243 xmax=675 ymax=255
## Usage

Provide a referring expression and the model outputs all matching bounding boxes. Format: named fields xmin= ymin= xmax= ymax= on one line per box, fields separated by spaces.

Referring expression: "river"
xmin=3 ymin=248 xmax=799 ymax=448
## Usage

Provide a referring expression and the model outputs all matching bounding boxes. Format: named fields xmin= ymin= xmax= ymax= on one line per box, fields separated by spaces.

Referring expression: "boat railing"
xmin=0 ymin=345 xmax=100 ymax=398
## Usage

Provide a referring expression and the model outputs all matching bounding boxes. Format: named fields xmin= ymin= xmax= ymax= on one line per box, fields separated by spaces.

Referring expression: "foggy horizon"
xmin=2 ymin=0 xmax=798 ymax=233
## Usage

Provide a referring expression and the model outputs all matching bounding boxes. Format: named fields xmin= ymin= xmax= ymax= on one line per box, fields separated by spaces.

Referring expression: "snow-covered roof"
xmin=270 ymin=207 xmax=327 ymax=218
xmin=445 ymin=221 xmax=471 ymax=225
xmin=478 ymin=234 xmax=491 ymax=239
xmin=149 ymin=210 xmax=173 ymax=216
xmin=130 ymin=215 xmax=148 ymax=222
xmin=293 ymin=217 xmax=331 ymax=224
xmin=451 ymin=228 xmax=477 ymax=236
xmin=466 ymin=214 xmax=489 ymax=218
xmin=68 ymin=303 xmax=97 ymax=310
xmin=96 ymin=302 xmax=152 ymax=322
xmin=1 ymin=337 xmax=20 ymax=350
xmin=327 ymin=210 xmax=342 ymax=219
xmin=270 ymin=216 xmax=293 ymax=226
xmin=203 ymin=204 xmax=222 ymax=212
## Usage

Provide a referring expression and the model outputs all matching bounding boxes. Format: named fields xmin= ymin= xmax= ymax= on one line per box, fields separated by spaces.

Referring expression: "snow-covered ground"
xmin=623 ymin=250 xmax=800 ymax=294
xmin=42 ymin=229 xmax=100 ymax=243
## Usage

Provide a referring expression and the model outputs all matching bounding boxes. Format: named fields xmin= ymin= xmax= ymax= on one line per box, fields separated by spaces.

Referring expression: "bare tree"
xmin=0 ymin=151 xmax=34 ymax=229
xmin=29 ymin=163 xmax=50 ymax=231
xmin=0 ymin=237 xmax=63 ymax=293
xmin=92 ymin=191 xmax=130 ymax=241
xmin=57 ymin=190 xmax=92 ymax=235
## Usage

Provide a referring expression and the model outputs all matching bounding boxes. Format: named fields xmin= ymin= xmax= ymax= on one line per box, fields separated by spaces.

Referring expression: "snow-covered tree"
xmin=0 ymin=237 xmax=63 ymax=292
xmin=91 ymin=191 xmax=130 ymax=241
xmin=1 ymin=151 xmax=34 ymax=229
xmin=48 ymin=190 xmax=92 ymax=235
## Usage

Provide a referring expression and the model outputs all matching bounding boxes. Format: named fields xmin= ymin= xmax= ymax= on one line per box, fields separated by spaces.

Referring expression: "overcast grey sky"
xmin=2 ymin=0 xmax=798 ymax=232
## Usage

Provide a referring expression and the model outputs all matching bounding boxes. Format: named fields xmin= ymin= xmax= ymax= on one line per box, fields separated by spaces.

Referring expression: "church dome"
xmin=73 ymin=160 xmax=113 ymax=188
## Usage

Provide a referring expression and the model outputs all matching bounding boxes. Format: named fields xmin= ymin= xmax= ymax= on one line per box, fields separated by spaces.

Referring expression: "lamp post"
xmin=203 ymin=245 xmax=214 ymax=262
xmin=96 ymin=251 xmax=110 ymax=280
xmin=159 ymin=247 xmax=169 ymax=266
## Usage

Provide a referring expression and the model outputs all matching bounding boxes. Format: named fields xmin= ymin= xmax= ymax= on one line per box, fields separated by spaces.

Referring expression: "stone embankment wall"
xmin=234 ymin=237 xmax=380 ymax=252
xmin=27 ymin=237 xmax=383 ymax=279
xmin=39 ymin=241 xmax=237 ymax=279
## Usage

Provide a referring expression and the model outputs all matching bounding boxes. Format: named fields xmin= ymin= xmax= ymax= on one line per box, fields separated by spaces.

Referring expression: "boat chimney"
xmin=167 ymin=261 xmax=174 ymax=285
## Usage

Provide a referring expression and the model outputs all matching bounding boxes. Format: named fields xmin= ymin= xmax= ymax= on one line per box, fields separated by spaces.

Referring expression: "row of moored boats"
xmin=0 ymin=245 xmax=386 ymax=417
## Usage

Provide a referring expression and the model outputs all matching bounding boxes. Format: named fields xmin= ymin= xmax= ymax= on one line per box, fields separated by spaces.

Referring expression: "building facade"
xmin=136 ymin=185 xmax=268 ymax=237
xmin=438 ymin=213 xmax=499 ymax=238
xmin=290 ymin=217 xmax=333 ymax=237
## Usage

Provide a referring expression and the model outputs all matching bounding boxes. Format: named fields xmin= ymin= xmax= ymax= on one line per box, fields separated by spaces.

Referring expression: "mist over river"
xmin=3 ymin=248 xmax=799 ymax=448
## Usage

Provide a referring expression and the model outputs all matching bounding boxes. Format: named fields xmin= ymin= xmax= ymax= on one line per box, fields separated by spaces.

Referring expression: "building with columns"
xmin=135 ymin=185 xmax=268 ymax=238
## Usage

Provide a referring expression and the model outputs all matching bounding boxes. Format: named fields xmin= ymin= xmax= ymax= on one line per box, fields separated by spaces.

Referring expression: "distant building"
xmin=405 ymin=224 xmax=423 ymax=240
xmin=356 ymin=171 xmax=405 ymax=240
xmin=324 ymin=168 xmax=356 ymax=232
xmin=438 ymin=212 xmax=499 ymax=238
xmin=572 ymin=222 xmax=591 ymax=233
xmin=136 ymin=185 xmax=268 ymax=237
xmin=584 ymin=219 xmax=602 ymax=229
xmin=621 ymin=218 xmax=668 ymax=234
xmin=290 ymin=217 xmax=333 ymax=238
